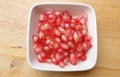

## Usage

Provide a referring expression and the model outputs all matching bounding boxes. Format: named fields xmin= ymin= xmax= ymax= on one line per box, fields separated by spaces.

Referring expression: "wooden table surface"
xmin=0 ymin=0 xmax=120 ymax=77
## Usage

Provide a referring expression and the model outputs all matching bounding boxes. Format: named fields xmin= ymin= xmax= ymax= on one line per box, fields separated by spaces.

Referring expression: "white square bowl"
xmin=27 ymin=2 xmax=97 ymax=71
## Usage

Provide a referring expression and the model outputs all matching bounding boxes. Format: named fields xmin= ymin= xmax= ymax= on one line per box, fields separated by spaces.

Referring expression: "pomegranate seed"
xmin=68 ymin=36 xmax=73 ymax=40
xmin=44 ymin=46 xmax=49 ymax=51
xmin=71 ymin=19 xmax=76 ymax=23
xmin=46 ymin=59 xmax=52 ymax=63
xmin=56 ymin=17 xmax=62 ymax=25
xmin=41 ymin=23 xmax=49 ymax=30
xmin=69 ymin=53 xmax=79 ymax=65
xmin=34 ymin=44 xmax=43 ymax=53
xmin=64 ymin=29 xmax=71 ymax=37
xmin=62 ymin=11 xmax=72 ymax=23
xmin=64 ymin=23 xmax=70 ymax=28
xmin=45 ymin=39 xmax=51 ymax=44
xmin=41 ymin=52 xmax=45 ymax=57
xmin=50 ymin=40 xmax=54 ymax=45
xmin=58 ymin=27 xmax=65 ymax=33
xmin=80 ymin=55 xmax=87 ymax=61
xmin=63 ymin=58 xmax=69 ymax=65
xmin=53 ymin=43 xmax=59 ymax=49
xmin=82 ymin=42 xmax=88 ymax=51
xmin=37 ymin=53 xmax=47 ymax=62
xmin=78 ymin=53 xmax=82 ymax=57
xmin=59 ymin=61 xmax=65 ymax=68
xmin=61 ymin=43 xmax=69 ymax=49
xmin=82 ymin=29 xmax=87 ymax=36
xmin=44 ymin=10 xmax=53 ymax=15
xmin=37 ymin=54 xmax=43 ymax=62
xmin=61 ymin=34 xmax=67 ymax=42
xmin=47 ymin=14 xmax=56 ymax=23
xmin=85 ymin=36 xmax=91 ymax=42
xmin=71 ymin=23 xmax=75 ymax=28
xmin=33 ymin=43 xmax=38 ymax=49
xmin=55 ymin=37 xmax=61 ymax=43
xmin=75 ymin=24 xmax=82 ymax=30
xmin=60 ymin=22 xmax=65 ymax=28
xmin=54 ymin=11 xmax=61 ymax=16
xmin=38 ymin=31 xmax=44 ymax=39
xmin=55 ymin=29 xmax=61 ymax=36
xmin=39 ymin=14 xmax=44 ymax=21
xmin=67 ymin=41 xmax=74 ymax=48
xmin=73 ymin=32 xmax=79 ymax=42
xmin=80 ymin=15 xmax=87 ymax=25
xmin=51 ymin=57 xmax=59 ymax=65
xmin=55 ymin=53 xmax=61 ymax=61
xmin=76 ymin=44 xmax=83 ymax=52
xmin=32 ymin=35 xmax=39 ymax=43
xmin=63 ymin=52 xmax=69 ymax=57
xmin=58 ymin=48 xmax=63 ymax=52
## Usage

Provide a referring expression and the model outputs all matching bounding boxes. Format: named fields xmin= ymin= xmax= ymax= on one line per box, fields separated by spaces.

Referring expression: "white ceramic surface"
xmin=27 ymin=2 xmax=97 ymax=71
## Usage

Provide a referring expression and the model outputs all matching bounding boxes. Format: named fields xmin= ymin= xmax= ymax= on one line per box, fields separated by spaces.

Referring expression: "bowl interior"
xmin=28 ymin=3 xmax=97 ymax=71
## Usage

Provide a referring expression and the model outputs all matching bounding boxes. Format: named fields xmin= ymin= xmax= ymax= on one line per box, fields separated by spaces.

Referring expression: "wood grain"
xmin=0 ymin=0 xmax=120 ymax=77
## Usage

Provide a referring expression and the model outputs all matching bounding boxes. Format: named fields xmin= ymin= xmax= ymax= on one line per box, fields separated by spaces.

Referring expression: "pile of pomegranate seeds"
xmin=32 ymin=10 xmax=92 ymax=68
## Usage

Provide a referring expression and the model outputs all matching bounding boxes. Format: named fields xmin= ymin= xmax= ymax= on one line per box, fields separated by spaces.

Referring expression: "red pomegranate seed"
xmin=62 ymin=11 xmax=72 ymax=22
xmin=61 ymin=34 xmax=67 ymax=42
xmin=76 ymin=44 xmax=83 ymax=52
xmin=39 ymin=14 xmax=44 ymax=21
xmin=82 ymin=29 xmax=87 ymax=36
xmin=32 ymin=35 xmax=39 ymax=43
xmin=44 ymin=10 xmax=53 ymax=15
xmin=80 ymin=15 xmax=87 ymax=25
xmin=61 ymin=43 xmax=69 ymax=49
xmin=54 ymin=29 xmax=61 ymax=36
xmin=37 ymin=53 xmax=47 ymax=62
xmin=53 ymin=42 xmax=59 ymax=49
xmin=85 ymin=36 xmax=91 ymax=42
xmin=64 ymin=28 xmax=71 ymax=37
xmin=37 ymin=54 xmax=43 ymax=62
xmin=38 ymin=31 xmax=44 ymax=39
xmin=45 ymin=39 xmax=51 ymax=45
xmin=58 ymin=48 xmax=63 ymax=52
xmin=59 ymin=61 xmax=65 ymax=68
xmin=46 ymin=59 xmax=52 ymax=63
xmin=55 ymin=37 xmax=61 ymax=43
xmin=47 ymin=14 xmax=56 ymax=23
xmin=68 ymin=36 xmax=73 ymax=41
xmin=58 ymin=27 xmax=65 ymax=33
xmin=80 ymin=55 xmax=87 ymax=61
xmin=54 ymin=11 xmax=61 ymax=16
xmin=44 ymin=46 xmax=49 ymax=51
xmin=56 ymin=16 xmax=62 ymax=25
xmin=33 ymin=43 xmax=43 ymax=53
xmin=51 ymin=57 xmax=59 ymax=65
xmin=75 ymin=24 xmax=82 ymax=30
xmin=40 ymin=23 xmax=49 ymax=30
xmin=60 ymin=22 xmax=65 ymax=28
xmin=82 ymin=42 xmax=88 ymax=51
xmin=33 ymin=43 xmax=38 ymax=49
xmin=55 ymin=53 xmax=61 ymax=61
xmin=67 ymin=41 xmax=74 ymax=48
xmin=73 ymin=32 xmax=79 ymax=42
xmin=69 ymin=53 xmax=79 ymax=65
xmin=63 ymin=58 xmax=69 ymax=65
xmin=64 ymin=23 xmax=70 ymax=28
